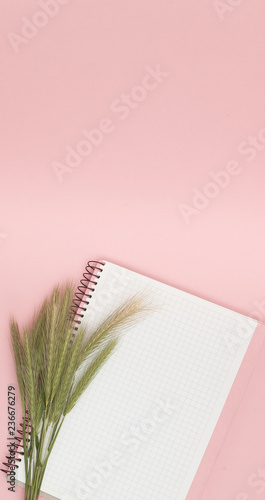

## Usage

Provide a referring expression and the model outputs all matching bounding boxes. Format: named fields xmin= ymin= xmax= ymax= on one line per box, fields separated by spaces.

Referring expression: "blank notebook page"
xmin=16 ymin=261 xmax=257 ymax=500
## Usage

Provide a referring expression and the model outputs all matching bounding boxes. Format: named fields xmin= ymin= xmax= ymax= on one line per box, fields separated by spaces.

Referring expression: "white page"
xmin=16 ymin=261 xmax=257 ymax=500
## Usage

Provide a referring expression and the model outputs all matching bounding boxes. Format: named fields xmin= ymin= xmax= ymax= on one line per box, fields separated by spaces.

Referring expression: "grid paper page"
xmin=16 ymin=261 xmax=257 ymax=500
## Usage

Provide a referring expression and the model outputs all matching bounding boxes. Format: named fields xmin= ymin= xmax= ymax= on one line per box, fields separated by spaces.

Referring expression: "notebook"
xmin=16 ymin=260 xmax=261 ymax=500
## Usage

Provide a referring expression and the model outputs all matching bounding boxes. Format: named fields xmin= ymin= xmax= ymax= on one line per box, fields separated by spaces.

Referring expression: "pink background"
xmin=1 ymin=0 xmax=265 ymax=498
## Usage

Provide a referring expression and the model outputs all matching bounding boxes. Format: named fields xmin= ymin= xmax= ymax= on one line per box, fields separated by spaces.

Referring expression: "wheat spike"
xmin=10 ymin=320 xmax=26 ymax=412
xmin=50 ymin=325 xmax=73 ymax=403
xmin=51 ymin=329 xmax=85 ymax=421
xmin=78 ymin=294 xmax=147 ymax=366
xmin=45 ymin=290 xmax=58 ymax=404
xmin=24 ymin=331 xmax=36 ymax=428
xmin=64 ymin=338 xmax=118 ymax=415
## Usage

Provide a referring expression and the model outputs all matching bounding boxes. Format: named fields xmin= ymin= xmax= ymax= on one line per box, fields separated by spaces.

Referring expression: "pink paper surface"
xmin=1 ymin=1 xmax=265 ymax=498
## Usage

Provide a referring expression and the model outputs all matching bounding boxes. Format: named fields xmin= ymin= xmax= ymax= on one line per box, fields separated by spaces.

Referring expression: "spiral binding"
xmin=1 ymin=261 xmax=105 ymax=476
xmin=1 ymin=412 xmax=30 ymax=475
xmin=70 ymin=260 xmax=105 ymax=329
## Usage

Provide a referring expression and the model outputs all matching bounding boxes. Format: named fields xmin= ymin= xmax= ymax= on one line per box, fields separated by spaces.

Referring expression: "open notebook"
xmin=16 ymin=260 xmax=260 ymax=500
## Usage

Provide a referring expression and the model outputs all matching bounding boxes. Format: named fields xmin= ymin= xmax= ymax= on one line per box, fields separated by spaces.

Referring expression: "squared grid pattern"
xmin=16 ymin=262 xmax=257 ymax=500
